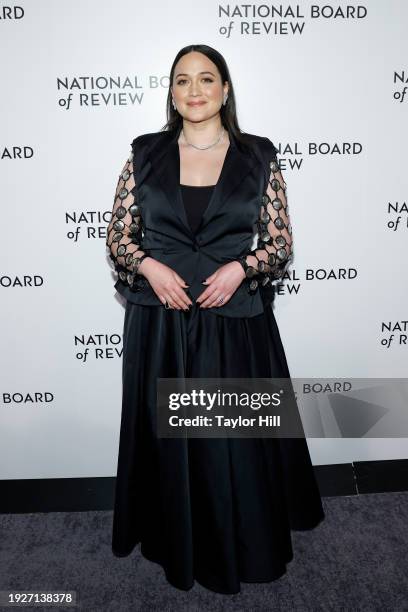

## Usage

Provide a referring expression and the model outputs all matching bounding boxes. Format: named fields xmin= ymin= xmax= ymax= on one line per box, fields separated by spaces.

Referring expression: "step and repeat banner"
xmin=1 ymin=1 xmax=407 ymax=478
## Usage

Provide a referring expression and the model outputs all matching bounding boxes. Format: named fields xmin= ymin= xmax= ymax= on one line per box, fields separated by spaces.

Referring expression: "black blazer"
xmin=107 ymin=127 xmax=286 ymax=318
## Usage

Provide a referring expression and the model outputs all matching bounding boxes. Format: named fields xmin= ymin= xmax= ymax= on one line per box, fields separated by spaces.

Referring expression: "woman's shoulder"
xmin=242 ymin=132 xmax=278 ymax=155
xmin=239 ymin=132 xmax=279 ymax=164
xmin=130 ymin=131 xmax=165 ymax=149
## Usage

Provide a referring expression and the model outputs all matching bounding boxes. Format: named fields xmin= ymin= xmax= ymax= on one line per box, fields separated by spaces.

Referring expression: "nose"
xmin=189 ymin=81 xmax=201 ymax=95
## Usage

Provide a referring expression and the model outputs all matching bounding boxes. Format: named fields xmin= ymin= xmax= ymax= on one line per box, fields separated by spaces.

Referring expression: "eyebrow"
xmin=175 ymin=71 xmax=215 ymax=78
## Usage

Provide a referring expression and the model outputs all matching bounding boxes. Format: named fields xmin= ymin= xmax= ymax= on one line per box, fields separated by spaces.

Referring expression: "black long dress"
xmin=111 ymin=183 xmax=325 ymax=595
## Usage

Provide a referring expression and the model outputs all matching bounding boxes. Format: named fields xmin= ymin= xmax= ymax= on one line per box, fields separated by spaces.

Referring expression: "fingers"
xmin=153 ymin=269 xmax=192 ymax=310
xmin=203 ymin=271 xmax=217 ymax=284
xmin=163 ymin=274 xmax=191 ymax=309
xmin=161 ymin=289 xmax=230 ymax=310
xmin=168 ymin=290 xmax=193 ymax=310
xmin=173 ymin=273 xmax=189 ymax=288
xmin=196 ymin=285 xmax=215 ymax=308
xmin=159 ymin=296 xmax=190 ymax=310
xmin=159 ymin=285 xmax=192 ymax=310
xmin=197 ymin=286 xmax=231 ymax=309
xmin=156 ymin=269 xmax=231 ymax=311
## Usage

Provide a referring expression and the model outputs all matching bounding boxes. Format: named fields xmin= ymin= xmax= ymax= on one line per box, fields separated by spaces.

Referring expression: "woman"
xmin=106 ymin=44 xmax=325 ymax=594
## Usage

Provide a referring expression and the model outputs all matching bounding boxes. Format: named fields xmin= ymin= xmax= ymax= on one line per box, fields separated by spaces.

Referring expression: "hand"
xmin=138 ymin=257 xmax=193 ymax=310
xmin=196 ymin=261 xmax=246 ymax=309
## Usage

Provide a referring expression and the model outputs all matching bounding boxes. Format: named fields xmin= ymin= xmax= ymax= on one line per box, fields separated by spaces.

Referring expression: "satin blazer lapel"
xmin=147 ymin=128 xmax=259 ymax=238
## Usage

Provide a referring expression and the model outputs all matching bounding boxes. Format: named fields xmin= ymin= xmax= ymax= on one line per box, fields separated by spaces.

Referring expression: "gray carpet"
xmin=1 ymin=492 xmax=408 ymax=611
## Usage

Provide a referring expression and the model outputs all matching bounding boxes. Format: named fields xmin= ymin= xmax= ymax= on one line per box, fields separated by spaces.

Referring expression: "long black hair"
xmin=160 ymin=44 xmax=253 ymax=150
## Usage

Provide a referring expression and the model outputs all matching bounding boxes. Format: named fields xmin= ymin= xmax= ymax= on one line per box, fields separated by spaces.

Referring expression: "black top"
xmin=180 ymin=184 xmax=215 ymax=235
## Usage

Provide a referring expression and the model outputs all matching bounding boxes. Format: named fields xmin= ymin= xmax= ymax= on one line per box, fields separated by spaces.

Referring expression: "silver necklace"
xmin=181 ymin=126 xmax=224 ymax=150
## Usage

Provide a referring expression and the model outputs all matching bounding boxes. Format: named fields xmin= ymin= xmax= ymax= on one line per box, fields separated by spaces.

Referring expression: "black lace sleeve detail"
xmin=106 ymin=147 xmax=150 ymax=291
xmin=237 ymin=146 xmax=293 ymax=294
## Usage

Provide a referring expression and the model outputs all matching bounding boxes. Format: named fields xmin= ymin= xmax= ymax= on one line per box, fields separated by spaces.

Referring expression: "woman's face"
xmin=171 ymin=51 xmax=228 ymax=123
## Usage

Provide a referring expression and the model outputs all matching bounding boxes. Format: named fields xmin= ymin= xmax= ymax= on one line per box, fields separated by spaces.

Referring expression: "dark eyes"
xmin=176 ymin=78 xmax=214 ymax=85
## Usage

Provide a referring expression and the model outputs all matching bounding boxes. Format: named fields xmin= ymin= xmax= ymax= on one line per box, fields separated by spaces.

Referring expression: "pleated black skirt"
xmin=112 ymin=300 xmax=325 ymax=594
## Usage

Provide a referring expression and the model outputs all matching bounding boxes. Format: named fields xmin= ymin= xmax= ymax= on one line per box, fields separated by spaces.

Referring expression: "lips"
xmin=187 ymin=101 xmax=206 ymax=106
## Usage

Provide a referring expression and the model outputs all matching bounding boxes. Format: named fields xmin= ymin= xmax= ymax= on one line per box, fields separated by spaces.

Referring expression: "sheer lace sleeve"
xmin=106 ymin=148 xmax=149 ymax=290
xmin=237 ymin=144 xmax=293 ymax=294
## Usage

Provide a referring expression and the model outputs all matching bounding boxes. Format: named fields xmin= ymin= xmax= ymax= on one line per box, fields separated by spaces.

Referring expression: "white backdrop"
xmin=1 ymin=0 xmax=407 ymax=479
